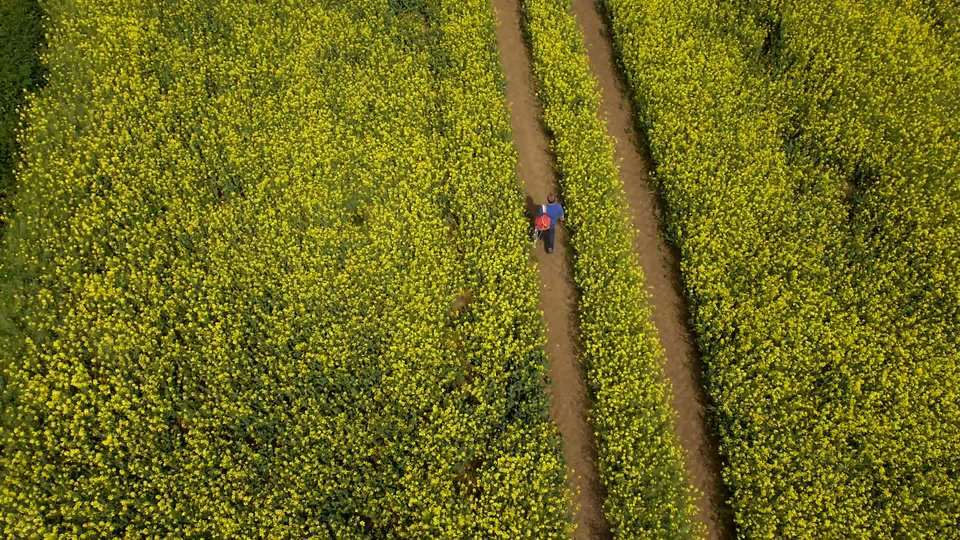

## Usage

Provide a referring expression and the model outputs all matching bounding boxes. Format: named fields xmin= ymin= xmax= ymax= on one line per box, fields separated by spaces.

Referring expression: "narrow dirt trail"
xmin=491 ymin=1 xmax=611 ymax=538
xmin=569 ymin=1 xmax=735 ymax=538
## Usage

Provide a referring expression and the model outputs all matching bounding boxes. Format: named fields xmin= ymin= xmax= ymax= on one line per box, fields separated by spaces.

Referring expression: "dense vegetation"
xmin=924 ymin=0 xmax=959 ymax=49
xmin=604 ymin=0 xmax=959 ymax=536
xmin=4 ymin=0 xmax=957 ymax=536
xmin=520 ymin=0 xmax=701 ymax=536
xmin=0 ymin=0 xmax=43 ymax=227
xmin=738 ymin=1 xmax=960 ymax=533
xmin=0 ymin=0 xmax=573 ymax=535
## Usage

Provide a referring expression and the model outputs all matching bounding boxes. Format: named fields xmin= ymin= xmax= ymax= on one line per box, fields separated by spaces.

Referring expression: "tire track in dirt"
xmin=569 ymin=1 xmax=735 ymax=538
xmin=491 ymin=0 xmax=611 ymax=537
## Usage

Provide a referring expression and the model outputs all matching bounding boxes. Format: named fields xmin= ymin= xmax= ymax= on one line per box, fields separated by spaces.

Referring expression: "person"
xmin=538 ymin=193 xmax=565 ymax=254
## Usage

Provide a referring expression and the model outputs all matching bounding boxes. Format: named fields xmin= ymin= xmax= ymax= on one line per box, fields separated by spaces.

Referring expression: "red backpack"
xmin=534 ymin=205 xmax=552 ymax=231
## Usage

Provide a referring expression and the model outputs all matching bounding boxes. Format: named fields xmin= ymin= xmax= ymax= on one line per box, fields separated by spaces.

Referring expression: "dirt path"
xmin=491 ymin=1 xmax=611 ymax=538
xmin=569 ymin=1 xmax=735 ymax=538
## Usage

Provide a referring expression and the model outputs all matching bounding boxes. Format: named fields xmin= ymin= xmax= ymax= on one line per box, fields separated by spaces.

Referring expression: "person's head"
xmin=547 ymin=193 xmax=557 ymax=204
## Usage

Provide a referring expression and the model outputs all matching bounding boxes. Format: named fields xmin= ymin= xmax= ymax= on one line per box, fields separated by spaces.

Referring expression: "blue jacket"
xmin=541 ymin=202 xmax=565 ymax=228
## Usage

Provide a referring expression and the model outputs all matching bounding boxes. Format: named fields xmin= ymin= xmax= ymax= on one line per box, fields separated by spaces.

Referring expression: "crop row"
xmin=0 ymin=0 xmax=571 ymax=536
xmin=603 ymin=0 xmax=959 ymax=535
xmin=519 ymin=0 xmax=701 ymax=537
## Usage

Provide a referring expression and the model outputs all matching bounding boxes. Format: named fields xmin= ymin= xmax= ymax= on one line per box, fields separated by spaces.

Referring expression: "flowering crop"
xmin=739 ymin=0 xmax=960 ymax=534
xmin=520 ymin=0 xmax=701 ymax=537
xmin=0 ymin=0 xmax=43 ymax=229
xmin=0 ymin=0 xmax=571 ymax=536
xmin=920 ymin=0 xmax=959 ymax=50
xmin=604 ymin=0 xmax=959 ymax=536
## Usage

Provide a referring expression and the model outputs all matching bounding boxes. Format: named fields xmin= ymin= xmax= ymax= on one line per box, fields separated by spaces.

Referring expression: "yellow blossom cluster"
xmin=0 ymin=0 xmax=571 ymax=536
xmin=520 ymin=0 xmax=702 ymax=537
xmin=605 ymin=0 xmax=959 ymax=536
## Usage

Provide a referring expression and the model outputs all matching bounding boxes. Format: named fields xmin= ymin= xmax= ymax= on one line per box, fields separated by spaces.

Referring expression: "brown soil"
xmin=491 ymin=0 xmax=612 ymax=538
xmin=570 ymin=1 xmax=736 ymax=538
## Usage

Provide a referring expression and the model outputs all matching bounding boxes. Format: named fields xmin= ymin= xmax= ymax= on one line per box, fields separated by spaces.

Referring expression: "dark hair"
xmin=547 ymin=193 xmax=557 ymax=203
